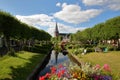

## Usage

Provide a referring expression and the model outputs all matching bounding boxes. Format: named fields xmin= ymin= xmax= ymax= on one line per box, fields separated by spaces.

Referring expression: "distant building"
xmin=54 ymin=22 xmax=71 ymax=41
xmin=54 ymin=22 xmax=59 ymax=37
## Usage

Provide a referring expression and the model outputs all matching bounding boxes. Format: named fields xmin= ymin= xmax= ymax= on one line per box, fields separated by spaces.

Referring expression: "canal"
xmin=39 ymin=50 xmax=70 ymax=77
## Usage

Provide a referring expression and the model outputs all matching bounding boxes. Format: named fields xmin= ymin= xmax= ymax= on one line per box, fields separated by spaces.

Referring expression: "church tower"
xmin=54 ymin=22 xmax=59 ymax=37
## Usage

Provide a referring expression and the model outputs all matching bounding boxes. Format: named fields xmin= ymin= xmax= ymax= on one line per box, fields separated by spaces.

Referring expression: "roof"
xmin=59 ymin=33 xmax=71 ymax=36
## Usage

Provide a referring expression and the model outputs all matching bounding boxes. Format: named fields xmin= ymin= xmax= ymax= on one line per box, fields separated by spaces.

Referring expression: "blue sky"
xmin=0 ymin=0 xmax=120 ymax=36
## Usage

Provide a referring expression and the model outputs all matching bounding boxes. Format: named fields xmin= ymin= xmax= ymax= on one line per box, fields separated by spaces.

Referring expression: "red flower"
xmin=39 ymin=76 xmax=45 ymax=80
xmin=45 ymin=73 xmax=50 ymax=78
xmin=50 ymin=66 xmax=56 ymax=74
xmin=61 ymin=69 xmax=65 ymax=74
xmin=57 ymin=69 xmax=65 ymax=78
xmin=57 ymin=71 xmax=62 ymax=78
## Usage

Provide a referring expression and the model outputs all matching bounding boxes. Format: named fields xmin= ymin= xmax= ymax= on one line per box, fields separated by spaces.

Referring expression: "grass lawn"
xmin=0 ymin=51 xmax=46 ymax=80
xmin=77 ymin=51 xmax=120 ymax=78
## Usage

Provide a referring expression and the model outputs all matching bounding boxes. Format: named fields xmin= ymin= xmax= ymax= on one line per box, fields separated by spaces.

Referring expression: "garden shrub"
xmin=86 ymin=48 xmax=94 ymax=53
xmin=7 ymin=48 xmax=16 ymax=56
xmin=82 ymin=44 xmax=95 ymax=48
xmin=108 ymin=46 xmax=114 ymax=51
xmin=66 ymin=44 xmax=73 ymax=49
xmin=74 ymin=44 xmax=81 ymax=49
xmin=23 ymin=44 xmax=52 ymax=54
xmin=72 ymin=48 xmax=82 ymax=55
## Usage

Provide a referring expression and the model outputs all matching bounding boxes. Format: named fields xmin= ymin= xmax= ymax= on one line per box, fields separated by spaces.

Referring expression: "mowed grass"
xmin=77 ymin=51 xmax=120 ymax=76
xmin=0 ymin=51 xmax=46 ymax=80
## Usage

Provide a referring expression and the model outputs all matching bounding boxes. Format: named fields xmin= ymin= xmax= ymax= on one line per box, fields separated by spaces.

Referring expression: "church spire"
xmin=54 ymin=22 xmax=59 ymax=37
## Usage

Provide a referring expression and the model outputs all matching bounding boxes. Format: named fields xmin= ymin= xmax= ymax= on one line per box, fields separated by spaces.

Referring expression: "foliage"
xmin=0 ymin=10 xmax=51 ymax=41
xmin=7 ymin=47 xmax=16 ymax=56
xmin=31 ymin=44 xmax=52 ymax=53
xmin=86 ymin=48 xmax=95 ymax=53
xmin=51 ymin=36 xmax=63 ymax=52
xmin=97 ymin=44 xmax=119 ymax=51
xmin=0 ymin=10 xmax=51 ymax=54
xmin=71 ymin=48 xmax=83 ymax=55
xmin=53 ymin=42 xmax=62 ymax=53
xmin=71 ymin=16 xmax=120 ymax=45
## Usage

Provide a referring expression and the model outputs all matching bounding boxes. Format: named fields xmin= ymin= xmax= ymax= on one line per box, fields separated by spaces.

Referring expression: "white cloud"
xmin=56 ymin=2 xmax=61 ymax=7
xmin=54 ymin=4 xmax=102 ymax=24
xmin=16 ymin=14 xmax=85 ymax=36
xmin=16 ymin=14 xmax=54 ymax=26
xmin=82 ymin=0 xmax=108 ymax=6
xmin=62 ymin=3 xmax=67 ymax=8
xmin=82 ymin=0 xmax=120 ymax=11
xmin=108 ymin=3 xmax=120 ymax=11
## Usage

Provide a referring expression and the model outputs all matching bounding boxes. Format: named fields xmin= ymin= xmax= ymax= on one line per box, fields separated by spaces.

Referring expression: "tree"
xmin=0 ymin=10 xmax=52 ymax=55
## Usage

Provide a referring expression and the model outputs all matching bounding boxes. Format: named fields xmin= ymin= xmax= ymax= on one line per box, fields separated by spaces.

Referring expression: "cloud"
xmin=62 ymin=3 xmax=67 ymax=8
xmin=16 ymin=14 xmax=54 ymax=26
xmin=82 ymin=0 xmax=120 ymax=11
xmin=82 ymin=0 xmax=108 ymax=6
xmin=16 ymin=14 xmax=84 ymax=36
xmin=54 ymin=3 xmax=102 ymax=24
xmin=108 ymin=3 xmax=120 ymax=11
xmin=56 ymin=2 xmax=61 ymax=7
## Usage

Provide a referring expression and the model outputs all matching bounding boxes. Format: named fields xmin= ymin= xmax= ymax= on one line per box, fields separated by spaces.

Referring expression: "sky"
xmin=0 ymin=0 xmax=120 ymax=36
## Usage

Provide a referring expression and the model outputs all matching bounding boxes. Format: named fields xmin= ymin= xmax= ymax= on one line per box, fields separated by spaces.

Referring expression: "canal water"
xmin=39 ymin=50 xmax=70 ymax=77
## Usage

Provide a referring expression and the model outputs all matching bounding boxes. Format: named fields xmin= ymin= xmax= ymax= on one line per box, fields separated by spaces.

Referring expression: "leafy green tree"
xmin=0 ymin=10 xmax=52 ymax=54
xmin=71 ymin=16 xmax=120 ymax=48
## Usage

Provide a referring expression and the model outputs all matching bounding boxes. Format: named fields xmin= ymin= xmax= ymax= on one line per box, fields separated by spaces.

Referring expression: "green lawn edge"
xmin=69 ymin=50 xmax=120 ymax=79
xmin=0 ymin=51 xmax=46 ymax=80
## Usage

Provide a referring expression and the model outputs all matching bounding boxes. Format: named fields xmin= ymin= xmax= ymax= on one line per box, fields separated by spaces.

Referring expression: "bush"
xmin=23 ymin=44 xmax=52 ymax=54
xmin=7 ymin=48 xmax=16 ymax=56
xmin=108 ymin=46 xmax=114 ymax=51
xmin=98 ymin=44 xmax=113 ymax=51
xmin=86 ymin=48 xmax=94 ymax=53
xmin=72 ymin=49 xmax=82 ymax=55
xmin=82 ymin=44 xmax=95 ymax=48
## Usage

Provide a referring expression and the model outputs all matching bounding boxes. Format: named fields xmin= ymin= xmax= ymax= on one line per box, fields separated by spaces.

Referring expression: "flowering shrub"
xmin=81 ymin=63 xmax=112 ymax=80
xmin=39 ymin=64 xmax=71 ymax=80
xmin=39 ymin=63 xmax=112 ymax=80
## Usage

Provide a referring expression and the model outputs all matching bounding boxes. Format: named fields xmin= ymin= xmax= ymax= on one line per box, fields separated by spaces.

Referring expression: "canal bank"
xmin=27 ymin=48 xmax=53 ymax=80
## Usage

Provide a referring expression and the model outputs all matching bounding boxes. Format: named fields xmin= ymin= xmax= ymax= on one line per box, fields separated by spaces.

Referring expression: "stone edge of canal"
xmin=26 ymin=48 xmax=53 ymax=80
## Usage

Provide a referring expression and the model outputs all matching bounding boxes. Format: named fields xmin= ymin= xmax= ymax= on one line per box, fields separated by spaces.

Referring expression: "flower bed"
xmin=39 ymin=63 xmax=112 ymax=80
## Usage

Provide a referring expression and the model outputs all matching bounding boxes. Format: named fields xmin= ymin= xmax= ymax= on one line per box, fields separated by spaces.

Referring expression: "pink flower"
xmin=103 ymin=64 xmax=111 ymax=71
xmin=94 ymin=64 xmax=101 ymax=69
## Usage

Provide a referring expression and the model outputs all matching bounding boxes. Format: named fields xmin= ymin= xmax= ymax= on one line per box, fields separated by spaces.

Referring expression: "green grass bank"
xmin=76 ymin=51 xmax=120 ymax=79
xmin=0 ymin=51 xmax=46 ymax=80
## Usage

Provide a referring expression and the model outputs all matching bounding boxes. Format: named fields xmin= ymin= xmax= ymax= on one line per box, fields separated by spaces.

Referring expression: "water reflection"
xmin=53 ymin=50 xmax=59 ymax=64
xmin=39 ymin=50 xmax=69 ymax=77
